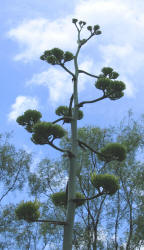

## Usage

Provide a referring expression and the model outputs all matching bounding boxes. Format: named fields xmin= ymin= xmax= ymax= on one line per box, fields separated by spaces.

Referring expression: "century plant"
xmin=16 ymin=18 xmax=126 ymax=250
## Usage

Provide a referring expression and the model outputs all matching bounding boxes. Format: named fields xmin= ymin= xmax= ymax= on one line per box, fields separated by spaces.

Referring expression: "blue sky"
xmin=1 ymin=0 xmax=144 ymax=162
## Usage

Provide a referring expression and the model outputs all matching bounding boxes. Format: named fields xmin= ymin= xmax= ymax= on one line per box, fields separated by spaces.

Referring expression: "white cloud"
xmin=7 ymin=0 xmax=144 ymax=62
xmin=8 ymin=17 xmax=77 ymax=62
xmin=27 ymin=68 xmax=73 ymax=105
xmin=7 ymin=0 xmax=144 ymax=97
xmin=99 ymin=44 xmax=144 ymax=75
xmin=8 ymin=96 xmax=39 ymax=121
xmin=27 ymin=59 xmax=94 ymax=104
xmin=121 ymin=77 xmax=136 ymax=97
xmin=78 ymin=59 xmax=94 ymax=89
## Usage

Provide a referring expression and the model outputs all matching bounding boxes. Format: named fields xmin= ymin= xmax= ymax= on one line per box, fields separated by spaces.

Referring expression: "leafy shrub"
xmin=91 ymin=173 xmax=119 ymax=195
xmin=15 ymin=200 xmax=40 ymax=222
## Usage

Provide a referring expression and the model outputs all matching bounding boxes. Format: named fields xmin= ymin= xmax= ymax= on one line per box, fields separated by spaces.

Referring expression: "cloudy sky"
xmin=1 ymin=0 xmax=144 ymax=160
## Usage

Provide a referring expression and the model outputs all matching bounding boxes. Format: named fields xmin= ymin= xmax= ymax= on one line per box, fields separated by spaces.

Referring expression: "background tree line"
xmin=0 ymin=111 xmax=143 ymax=249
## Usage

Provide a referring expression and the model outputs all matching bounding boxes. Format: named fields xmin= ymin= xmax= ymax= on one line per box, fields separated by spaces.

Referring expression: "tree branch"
xmin=78 ymin=140 xmax=103 ymax=157
xmin=78 ymin=95 xmax=107 ymax=107
xmin=95 ymin=195 xmax=106 ymax=225
xmin=74 ymin=22 xmax=80 ymax=33
xmin=85 ymin=33 xmax=95 ymax=44
xmin=79 ymin=33 xmax=95 ymax=48
xmin=49 ymin=141 xmax=75 ymax=158
xmin=115 ymin=190 xmax=120 ymax=250
xmin=78 ymin=89 xmax=118 ymax=107
xmin=32 ymin=219 xmax=67 ymax=226
xmin=60 ymin=63 xmax=75 ymax=78
xmin=68 ymin=94 xmax=74 ymax=116
xmin=0 ymin=161 xmax=23 ymax=203
xmin=52 ymin=116 xmax=73 ymax=124
xmin=73 ymin=191 xmax=105 ymax=202
xmin=78 ymin=70 xmax=99 ymax=79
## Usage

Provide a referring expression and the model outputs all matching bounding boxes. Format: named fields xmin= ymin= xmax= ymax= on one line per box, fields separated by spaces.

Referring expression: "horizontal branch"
xmin=78 ymin=95 xmax=107 ymax=107
xmin=78 ymin=69 xmax=99 ymax=79
xmin=73 ymin=191 xmax=105 ymax=202
xmin=78 ymin=140 xmax=103 ymax=157
xmin=78 ymin=89 xmax=117 ymax=107
xmin=52 ymin=116 xmax=73 ymax=124
xmin=78 ymin=140 xmax=119 ymax=162
xmin=32 ymin=219 xmax=67 ymax=226
xmin=49 ymin=141 xmax=75 ymax=158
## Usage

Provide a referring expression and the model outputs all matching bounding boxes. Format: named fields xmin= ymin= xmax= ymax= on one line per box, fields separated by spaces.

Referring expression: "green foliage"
xmin=101 ymin=67 xmax=116 ymax=78
xmin=15 ymin=200 xmax=40 ymax=222
xmin=82 ymin=21 xmax=86 ymax=25
xmin=51 ymin=191 xmax=67 ymax=207
xmin=99 ymin=142 xmax=126 ymax=162
xmin=95 ymin=30 xmax=102 ymax=35
xmin=31 ymin=122 xmax=66 ymax=144
xmin=108 ymin=81 xmax=125 ymax=100
xmin=64 ymin=51 xmax=74 ymax=62
xmin=40 ymin=48 xmax=74 ymax=65
xmin=55 ymin=105 xmax=83 ymax=122
xmin=93 ymin=25 xmax=101 ymax=35
xmin=28 ymin=173 xmax=42 ymax=196
xmin=79 ymin=21 xmax=83 ymax=26
xmin=87 ymin=24 xmax=101 ymax=35
xmin=51 ymin=191 xmax=85 ymax=208
xmin=96 ymin=78 xmax=125 ymax=100
xmin=134 ymin=215 xmax=144 ymax=235
xmin=87 ymin=26 xmax=92 ymax=31
xmin=100 ymin=67 xmax=119 ymax=79
xmin=96 ymin=78 xmax=111 ymax=91
xmin=55 ymin=106 xmax=69 ymax=117
xmin=16 ymin=109 xmax=42 ymax=133
xmin=72 ymin=18 xmax=78 ymax=24
xmin=40 ymin=48 xmax=64 ymax=64
xmin=72 ymin=18 xmax=101 ymax=35
xmin=0 ymin=133 xmax=31 ymax=193
xmin=77 ymin=110 xmax=83 ymax=120
xmin=132 ymin=215 xmax=144 ymax=245
xmin=93 ymin=25 xmax=100 ymax=32
xmin=95 ymin=67 xmax=125 ymax=100
xmin=75 ymin=192 xmax=86 ymax=207
xmin=14 ymin=17 xmax=128 ymax=250
xmin=91 ymin=173 xmax=119 ymax=195
xmin=72 ymin=19 xmax=86 ymax=27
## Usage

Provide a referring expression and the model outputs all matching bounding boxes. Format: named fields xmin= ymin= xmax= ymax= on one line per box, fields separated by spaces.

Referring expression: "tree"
xmin=15 ymin=18 xmax=126 ymax=250
xmin=0 ymin=132 xmax=32 ymax=249
xmin=0 ymin=132 xmax=31 ymax=203
xmin=3 ymin=114 xmax=143 ymax=249
xmin=60 ymin=112 xmax=144 ymax=249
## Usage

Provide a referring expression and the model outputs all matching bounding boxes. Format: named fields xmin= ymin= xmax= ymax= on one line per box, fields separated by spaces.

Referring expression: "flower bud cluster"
xmin=51 ymin=191 xmax=85 ymax=207
xmin=91 ymin=173 xmax=119 ymax=195
xmin=15 ymin=200 xmax=40 ymax=222
xmin=55 ymin=105 xmax=83 ymax=122
xmin=95 ymin=67 xmax=126 ymax=100
xmin=98 ymin=143 xmax=126 ymax=162
xmin=40 ymin=48 xmax=74 ymax=65
xmin=31 ymin=122 xmax=66 ymax=144
xmin=72 ymin=18 xmax=86 ymax=27
xmin=17 ymin=110 xmax=66 ymax=145
xmin=72 ymin=18 xmax=101 ymax=35
xmin=16 ymin=110 xmax=42 ymax=133
xmin=87 ymin=24 xmax=101 ymax=35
